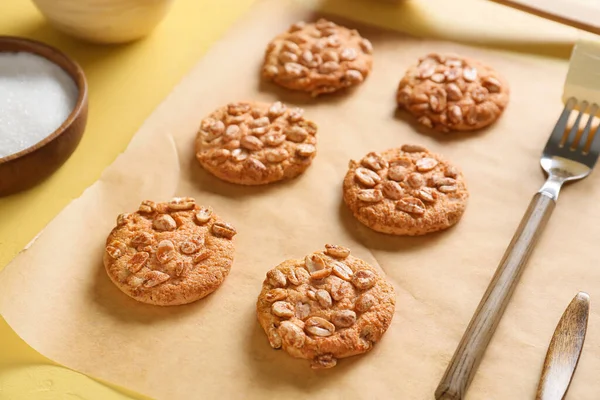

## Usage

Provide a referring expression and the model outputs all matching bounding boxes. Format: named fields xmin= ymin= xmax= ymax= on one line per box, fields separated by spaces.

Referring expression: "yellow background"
xmin=0 ymin=0 xmax=581 ymax=398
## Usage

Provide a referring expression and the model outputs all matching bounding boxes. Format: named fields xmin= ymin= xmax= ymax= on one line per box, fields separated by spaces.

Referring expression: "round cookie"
xmin=262 ymin=19 xmax=373 ymax=97
xmin=103 ymin=197 xmax=236 ymax=306
xmin=343 ymin=145 xmax=468 ymax=235
xmin=256 ymin=245 xmax=396 ymax=369
xmin=195 ymin=101 xmax=318 ymax=185
xmin=397 ymin=53 xmax=509 ymax=132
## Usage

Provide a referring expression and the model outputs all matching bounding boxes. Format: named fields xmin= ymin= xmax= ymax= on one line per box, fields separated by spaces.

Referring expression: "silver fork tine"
xmin=545 ymin=97 xmax=576 ymax=151
xmin=565 ymin=100 xmax=588 ymax=149
xmin=576 ymin=103 xmax=599 ymax=153
xmin=586 ymin=114 xmax=600 ymax=159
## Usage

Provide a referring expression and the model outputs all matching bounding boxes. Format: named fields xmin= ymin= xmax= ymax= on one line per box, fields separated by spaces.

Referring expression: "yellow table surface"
xmin=0 ymin=0 xmax=581 ymax=398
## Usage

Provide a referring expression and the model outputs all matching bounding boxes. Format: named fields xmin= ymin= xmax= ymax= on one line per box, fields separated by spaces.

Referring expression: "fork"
xmin=434 ymin=96 xmax=600 ymax=400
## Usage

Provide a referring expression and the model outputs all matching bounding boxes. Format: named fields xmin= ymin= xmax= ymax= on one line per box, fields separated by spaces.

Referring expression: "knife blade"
xmin=536 ymin=292 xmax=590 ymax=400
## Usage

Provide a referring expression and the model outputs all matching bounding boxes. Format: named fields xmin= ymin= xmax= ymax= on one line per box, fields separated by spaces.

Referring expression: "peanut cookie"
xmin=262 ymin=19 xmax=373 ymax=97
xmin=343 ymin=145 xmax=468 ymax=235
xmin=103 ymin=197 xmax=236 ymax=306
xmin=195 ymin=101 xmax=317 ymax=185
xmin=397 ymin=53 xmax=509 ymax=132
xmin=256 ymin=245 xmax=395 ymax=369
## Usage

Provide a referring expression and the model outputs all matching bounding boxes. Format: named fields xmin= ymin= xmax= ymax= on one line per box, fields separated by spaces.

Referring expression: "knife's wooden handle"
xmin=536 ymin=292 xmax=590 ymax=400
xmin=435 ymin=192 xmax=556 ymax=400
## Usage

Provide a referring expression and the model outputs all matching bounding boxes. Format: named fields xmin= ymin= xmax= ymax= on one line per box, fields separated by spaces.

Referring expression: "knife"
xmin=536 ymin=292 xmax=590 ymax=400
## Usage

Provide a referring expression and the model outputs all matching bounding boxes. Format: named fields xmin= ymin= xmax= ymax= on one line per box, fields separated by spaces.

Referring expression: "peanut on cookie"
xmin=256 ymin=245 xmax=395 ymax=369
xmin=262 ymin=19 xmax=373 ymax=97
xmin=103 ymin=197 xmax=236 ymax=306
xmin=397 ymin=53 xmax=509 ymax=132
xmin=343 ymin=145 xmax=469 ymax=235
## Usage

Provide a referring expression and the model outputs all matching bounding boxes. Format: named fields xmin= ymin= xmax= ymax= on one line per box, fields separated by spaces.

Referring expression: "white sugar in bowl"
xmin=31 ymin=0 xmax=174 ymax=44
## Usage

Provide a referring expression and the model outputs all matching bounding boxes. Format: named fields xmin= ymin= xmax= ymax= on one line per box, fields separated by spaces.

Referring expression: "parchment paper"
xmin=2 ymin=1 xmax=600 ymax=398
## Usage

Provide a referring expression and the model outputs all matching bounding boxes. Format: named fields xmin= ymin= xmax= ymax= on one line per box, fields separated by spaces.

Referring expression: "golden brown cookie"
xmin=195 ymin=101 xmax=317 ymax=185
xmin=262 ymin=19 xmax=373 ymax=97
xmin=256 ymin=245 xmax=395 ymax=369
xmin=343 ymin=145 xmax=469 ymax=235
xmin=397 ymin=53 xmax=509 ymax=132
xmin=103 ymin=197 xmax=236 ymax=306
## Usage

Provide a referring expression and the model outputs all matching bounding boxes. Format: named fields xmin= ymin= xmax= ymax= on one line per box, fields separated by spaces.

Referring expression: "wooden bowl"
xmin=0 ymin=36 xmax=88 ymax=196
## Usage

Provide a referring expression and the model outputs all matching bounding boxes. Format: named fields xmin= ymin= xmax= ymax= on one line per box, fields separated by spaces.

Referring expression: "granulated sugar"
xmin=0 ymin=52 xmax=79 ymax=158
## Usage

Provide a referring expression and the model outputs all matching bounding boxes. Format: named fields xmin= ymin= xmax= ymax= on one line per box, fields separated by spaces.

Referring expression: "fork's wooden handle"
xmin=435 ymin=192 xmax=556 ymax=400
